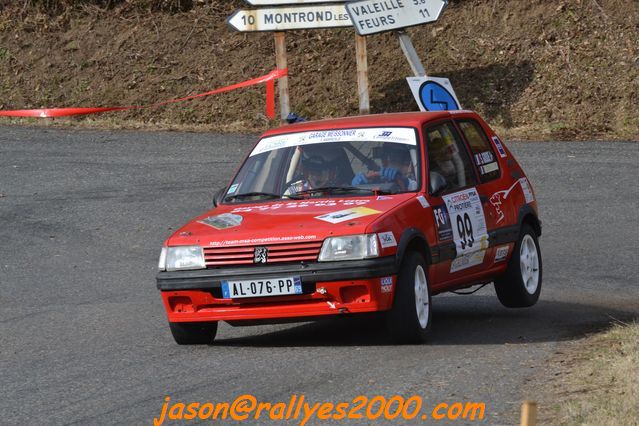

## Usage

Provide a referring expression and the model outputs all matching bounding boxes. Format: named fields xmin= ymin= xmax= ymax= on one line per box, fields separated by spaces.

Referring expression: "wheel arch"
xmin=518 ymin=205 xmax=542 ymax=237
xmin=395 ymin=228 xmax=432 ymax=268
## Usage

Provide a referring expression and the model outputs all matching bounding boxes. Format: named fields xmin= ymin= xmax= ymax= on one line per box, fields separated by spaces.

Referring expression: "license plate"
xmin=221 ymin=276 xmax=302 ymax=299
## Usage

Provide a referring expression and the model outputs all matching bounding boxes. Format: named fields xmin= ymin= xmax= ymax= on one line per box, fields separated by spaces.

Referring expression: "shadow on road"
xmin=213 ymin=296 xmax=637 ymax=348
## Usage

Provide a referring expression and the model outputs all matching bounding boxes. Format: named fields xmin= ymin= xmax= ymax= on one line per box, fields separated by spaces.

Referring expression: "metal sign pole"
xmin=273 ymin=32 xmax=290 ymax=123
xmin=355 ymin=34 xmax=370 ymax=115
xmin=396 ymin=30 xmax=427 ymax=77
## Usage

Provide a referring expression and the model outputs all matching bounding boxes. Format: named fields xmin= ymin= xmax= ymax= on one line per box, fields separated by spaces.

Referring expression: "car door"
xmin=454 ymin=117 xmax=521 ymax=270
xmin=423 ymin=120 xmax=493 ymax=289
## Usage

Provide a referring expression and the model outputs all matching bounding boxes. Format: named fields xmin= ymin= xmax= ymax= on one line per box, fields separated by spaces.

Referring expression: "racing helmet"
xmin=382 ymin=143 xmax=412 ymax=165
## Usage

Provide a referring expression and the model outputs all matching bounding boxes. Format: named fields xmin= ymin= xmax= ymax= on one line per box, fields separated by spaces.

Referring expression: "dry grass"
xmin=551 ymin=321 xmax=639 ymax=425
xmin=2 ymin=0 xmax=196 ymax=15
xmin=0 ymin=0 xmax=638 ymax=140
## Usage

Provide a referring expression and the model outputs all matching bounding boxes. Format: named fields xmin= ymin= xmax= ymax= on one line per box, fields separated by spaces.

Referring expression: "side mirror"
xmin=212 ymin=188 xmax=225 ymax=207
xmin=429 ymin=172 xmax=447 ymax=196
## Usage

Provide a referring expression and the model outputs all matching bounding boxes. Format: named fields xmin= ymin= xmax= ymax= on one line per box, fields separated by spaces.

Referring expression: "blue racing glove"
xmin=380 ymin=167 xmax=399 ymax=182
xmin=352 ymin=172 xmax=368 ymax=185
xmin=380 ymin=167 xmax=410 ymax=187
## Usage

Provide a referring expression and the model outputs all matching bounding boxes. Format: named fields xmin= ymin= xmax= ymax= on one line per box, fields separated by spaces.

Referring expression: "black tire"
xmin=386 ymin=251 xmax=432 ymax=344
xmin=494 ymin=224 xmax=542 ymax=308
xmin=169 ymin=321 xmax=218 ymax=345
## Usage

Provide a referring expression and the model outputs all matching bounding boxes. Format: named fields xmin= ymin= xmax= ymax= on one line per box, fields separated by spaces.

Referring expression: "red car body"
xmin=157 ymin=111 xmax=542 ymax=344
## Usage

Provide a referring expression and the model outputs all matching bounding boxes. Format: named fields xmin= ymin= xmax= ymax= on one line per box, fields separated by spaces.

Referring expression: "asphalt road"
xmin=1 ymin=126 xmax=637 ymax=425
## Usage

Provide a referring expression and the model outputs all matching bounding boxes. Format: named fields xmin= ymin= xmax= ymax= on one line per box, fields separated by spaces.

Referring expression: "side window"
xmin=425 ymin=122 xmax=477 ymax=195
xmin=457 ymin=119 xmax=501 ymax=182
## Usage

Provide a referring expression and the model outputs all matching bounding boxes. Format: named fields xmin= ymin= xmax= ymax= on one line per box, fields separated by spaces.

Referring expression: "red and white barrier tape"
xmin=0 ymin=68 xmax=287 ymax=120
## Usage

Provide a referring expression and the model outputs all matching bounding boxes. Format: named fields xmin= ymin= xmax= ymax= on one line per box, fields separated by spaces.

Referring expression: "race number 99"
xmin=456 ymin=213 xmax=474 ymax=250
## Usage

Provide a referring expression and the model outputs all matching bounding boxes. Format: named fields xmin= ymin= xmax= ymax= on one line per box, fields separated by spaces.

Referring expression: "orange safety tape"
xmin=0 ymin=68 xmax=288 ymax=120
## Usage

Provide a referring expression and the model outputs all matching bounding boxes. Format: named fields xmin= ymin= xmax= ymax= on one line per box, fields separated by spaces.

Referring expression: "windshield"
xmin=224 ymin=127 xmax=421 ymax=203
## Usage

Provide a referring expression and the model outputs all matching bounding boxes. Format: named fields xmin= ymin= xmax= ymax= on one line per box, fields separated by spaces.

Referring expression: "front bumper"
xmin=157 ymin=257 xmax=397 ymax=323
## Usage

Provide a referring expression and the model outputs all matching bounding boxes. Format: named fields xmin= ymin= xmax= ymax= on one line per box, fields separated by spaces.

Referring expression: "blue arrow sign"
xmin=419 ymin=81 xmax=460 ymax=111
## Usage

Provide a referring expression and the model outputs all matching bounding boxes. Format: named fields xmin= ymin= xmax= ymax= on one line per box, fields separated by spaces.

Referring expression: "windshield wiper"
xmin=224 ymin=192 xmax=302 ymax=202
xmin=294 ymin=186 xmax=391 ymax=197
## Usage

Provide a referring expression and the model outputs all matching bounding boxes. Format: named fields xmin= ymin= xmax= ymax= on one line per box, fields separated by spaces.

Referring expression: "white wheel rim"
xmin=520 ymin=234 xmax=540 ymax=295
xmin=414 ymin=265 xmax=430 ymax=329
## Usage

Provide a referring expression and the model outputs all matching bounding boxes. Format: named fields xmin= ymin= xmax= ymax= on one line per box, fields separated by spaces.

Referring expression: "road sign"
xmin=245 ymin=0 xmax=343 ymax=4
xmin=227 ymin=5 xmax=352 ymax=32
xmin=346 ymin=0 xmax=448 ymax=36
xmin=406 ymin=76 xmax=461 ymax=111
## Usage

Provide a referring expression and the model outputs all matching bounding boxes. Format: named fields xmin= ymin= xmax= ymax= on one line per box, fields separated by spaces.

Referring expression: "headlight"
xmin=160 ymin=246 xmax=206 ymax=271
xmin=318 ymin=234 xmax=379 ymax=262
xmin=158 ymin=247 xmax=167 ymax=271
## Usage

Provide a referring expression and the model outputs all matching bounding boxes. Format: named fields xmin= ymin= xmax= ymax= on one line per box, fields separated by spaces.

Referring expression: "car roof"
xmin=261 ymin=111 xmax=476 ymax=137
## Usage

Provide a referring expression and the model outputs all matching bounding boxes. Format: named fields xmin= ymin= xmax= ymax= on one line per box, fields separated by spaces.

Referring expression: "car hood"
xmin=167 ymin=194 xmax=414 ymax=247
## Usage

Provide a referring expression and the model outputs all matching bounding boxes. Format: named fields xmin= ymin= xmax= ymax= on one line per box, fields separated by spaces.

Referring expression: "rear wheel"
xmin=386 ymin=251 xmax=431 ymax=344
xmin=494 ymin=224 xmax=542 ymax=308
xmin=169 ymin=321 xmax=218 ymax=345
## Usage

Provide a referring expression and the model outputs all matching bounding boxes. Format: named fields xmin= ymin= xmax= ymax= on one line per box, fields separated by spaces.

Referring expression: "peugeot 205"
xmin=156 ymin=111 xmax=542 ymax=344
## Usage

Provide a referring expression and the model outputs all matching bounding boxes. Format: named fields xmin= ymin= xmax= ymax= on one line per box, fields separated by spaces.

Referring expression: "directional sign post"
xmin=345 ymin=0 xmax=448 ymax=36
xmin=274 ymin=32 xmax=290 ymax=122
xmin=397 ymin=30 xmax=426 ymax=76
xmin=227 ymin=1 xmax=374 ymax=120
xmin=227 ymin=5 xmax=352 ymax=32
xmin=355 ymin=34 xmax=370 ymax=115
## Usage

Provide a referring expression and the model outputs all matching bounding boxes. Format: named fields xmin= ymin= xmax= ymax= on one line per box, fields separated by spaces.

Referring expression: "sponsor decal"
xmin=474 ymin=151 xmax=495 ymax=166
xmin=315 ymin=206 xmax=381 ymax=224
xmin=433 ymin=205 xmax=453 ymax=240
xmin=450 ymin=249 xmax=486 ymax=273
xmin=380 ymin=276 xmax=393 ymax=293
xmin=232 ymin=199 xmax=370 ymax=213
xmin=416 ymin=195 xmax=430 ymax=208
xmin=442 ymin=188 xmax=489 ymax=256
xmin=209 ymin=235 xmax=317 ymax=247
xmin=378 ymin=231 xmax=397 ymax=248
xmin=491 ymin=135 xmax=507 ymax=158
xmin=199 ymin=213 xmax=243 ymax=230
xmin=250 ymin=127 xmax=417 ymax=157
xmin=494 ymin=245 xmax=510 ymax=263
xmin=490 ymin=178 xmax=535 ymax=224
xmin=519 ymin=177 xmax=535 ymax=203
xmin=227 ymin=183 xmax=239 ymax=194
xmin=479 ymin=162 xmax=499 ymax=175
xmin=490 ymin=191 xmax=506 ymax=224
xmin=376 ymin=195 xmax=393 ymax=201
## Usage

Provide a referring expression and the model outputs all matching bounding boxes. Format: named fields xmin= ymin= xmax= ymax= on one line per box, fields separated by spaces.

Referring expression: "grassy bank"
xmin=1 ymin=0 xmax=638 ymax=140
xmin=549 ymin=321 xmax=639 ymax=425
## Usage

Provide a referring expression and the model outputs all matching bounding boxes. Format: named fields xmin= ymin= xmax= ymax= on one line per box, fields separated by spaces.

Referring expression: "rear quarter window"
xmin=457 ymin=119 xmax=501 ymax=182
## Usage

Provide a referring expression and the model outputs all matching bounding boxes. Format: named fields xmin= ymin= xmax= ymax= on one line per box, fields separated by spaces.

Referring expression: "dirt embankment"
xmin=0 ymin=0 xmax=637 ymax=140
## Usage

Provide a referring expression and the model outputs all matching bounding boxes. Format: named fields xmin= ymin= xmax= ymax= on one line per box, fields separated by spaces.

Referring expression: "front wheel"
xmin=169 ymin=321 xmax=218 ymax=345
xmin=386 ymin=251 xmax=431 ymax=344
xmin=494 ymin=224 xmax=542 ymax=308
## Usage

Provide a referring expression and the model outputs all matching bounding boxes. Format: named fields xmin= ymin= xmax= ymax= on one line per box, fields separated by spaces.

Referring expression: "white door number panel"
xmin=442 ymin=188 xmax=489 ymax=256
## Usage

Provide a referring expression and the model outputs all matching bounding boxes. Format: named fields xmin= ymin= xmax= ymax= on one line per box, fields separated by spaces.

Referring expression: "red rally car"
xmin=157 ymin=111 xmax=542 ymax=344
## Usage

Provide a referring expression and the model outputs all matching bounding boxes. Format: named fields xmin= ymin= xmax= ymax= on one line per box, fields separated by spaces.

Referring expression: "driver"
xmin=351 ymin=144 xmax=417 ymax=190
xmin=286 ymin=153 xmax=339 ymax=195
